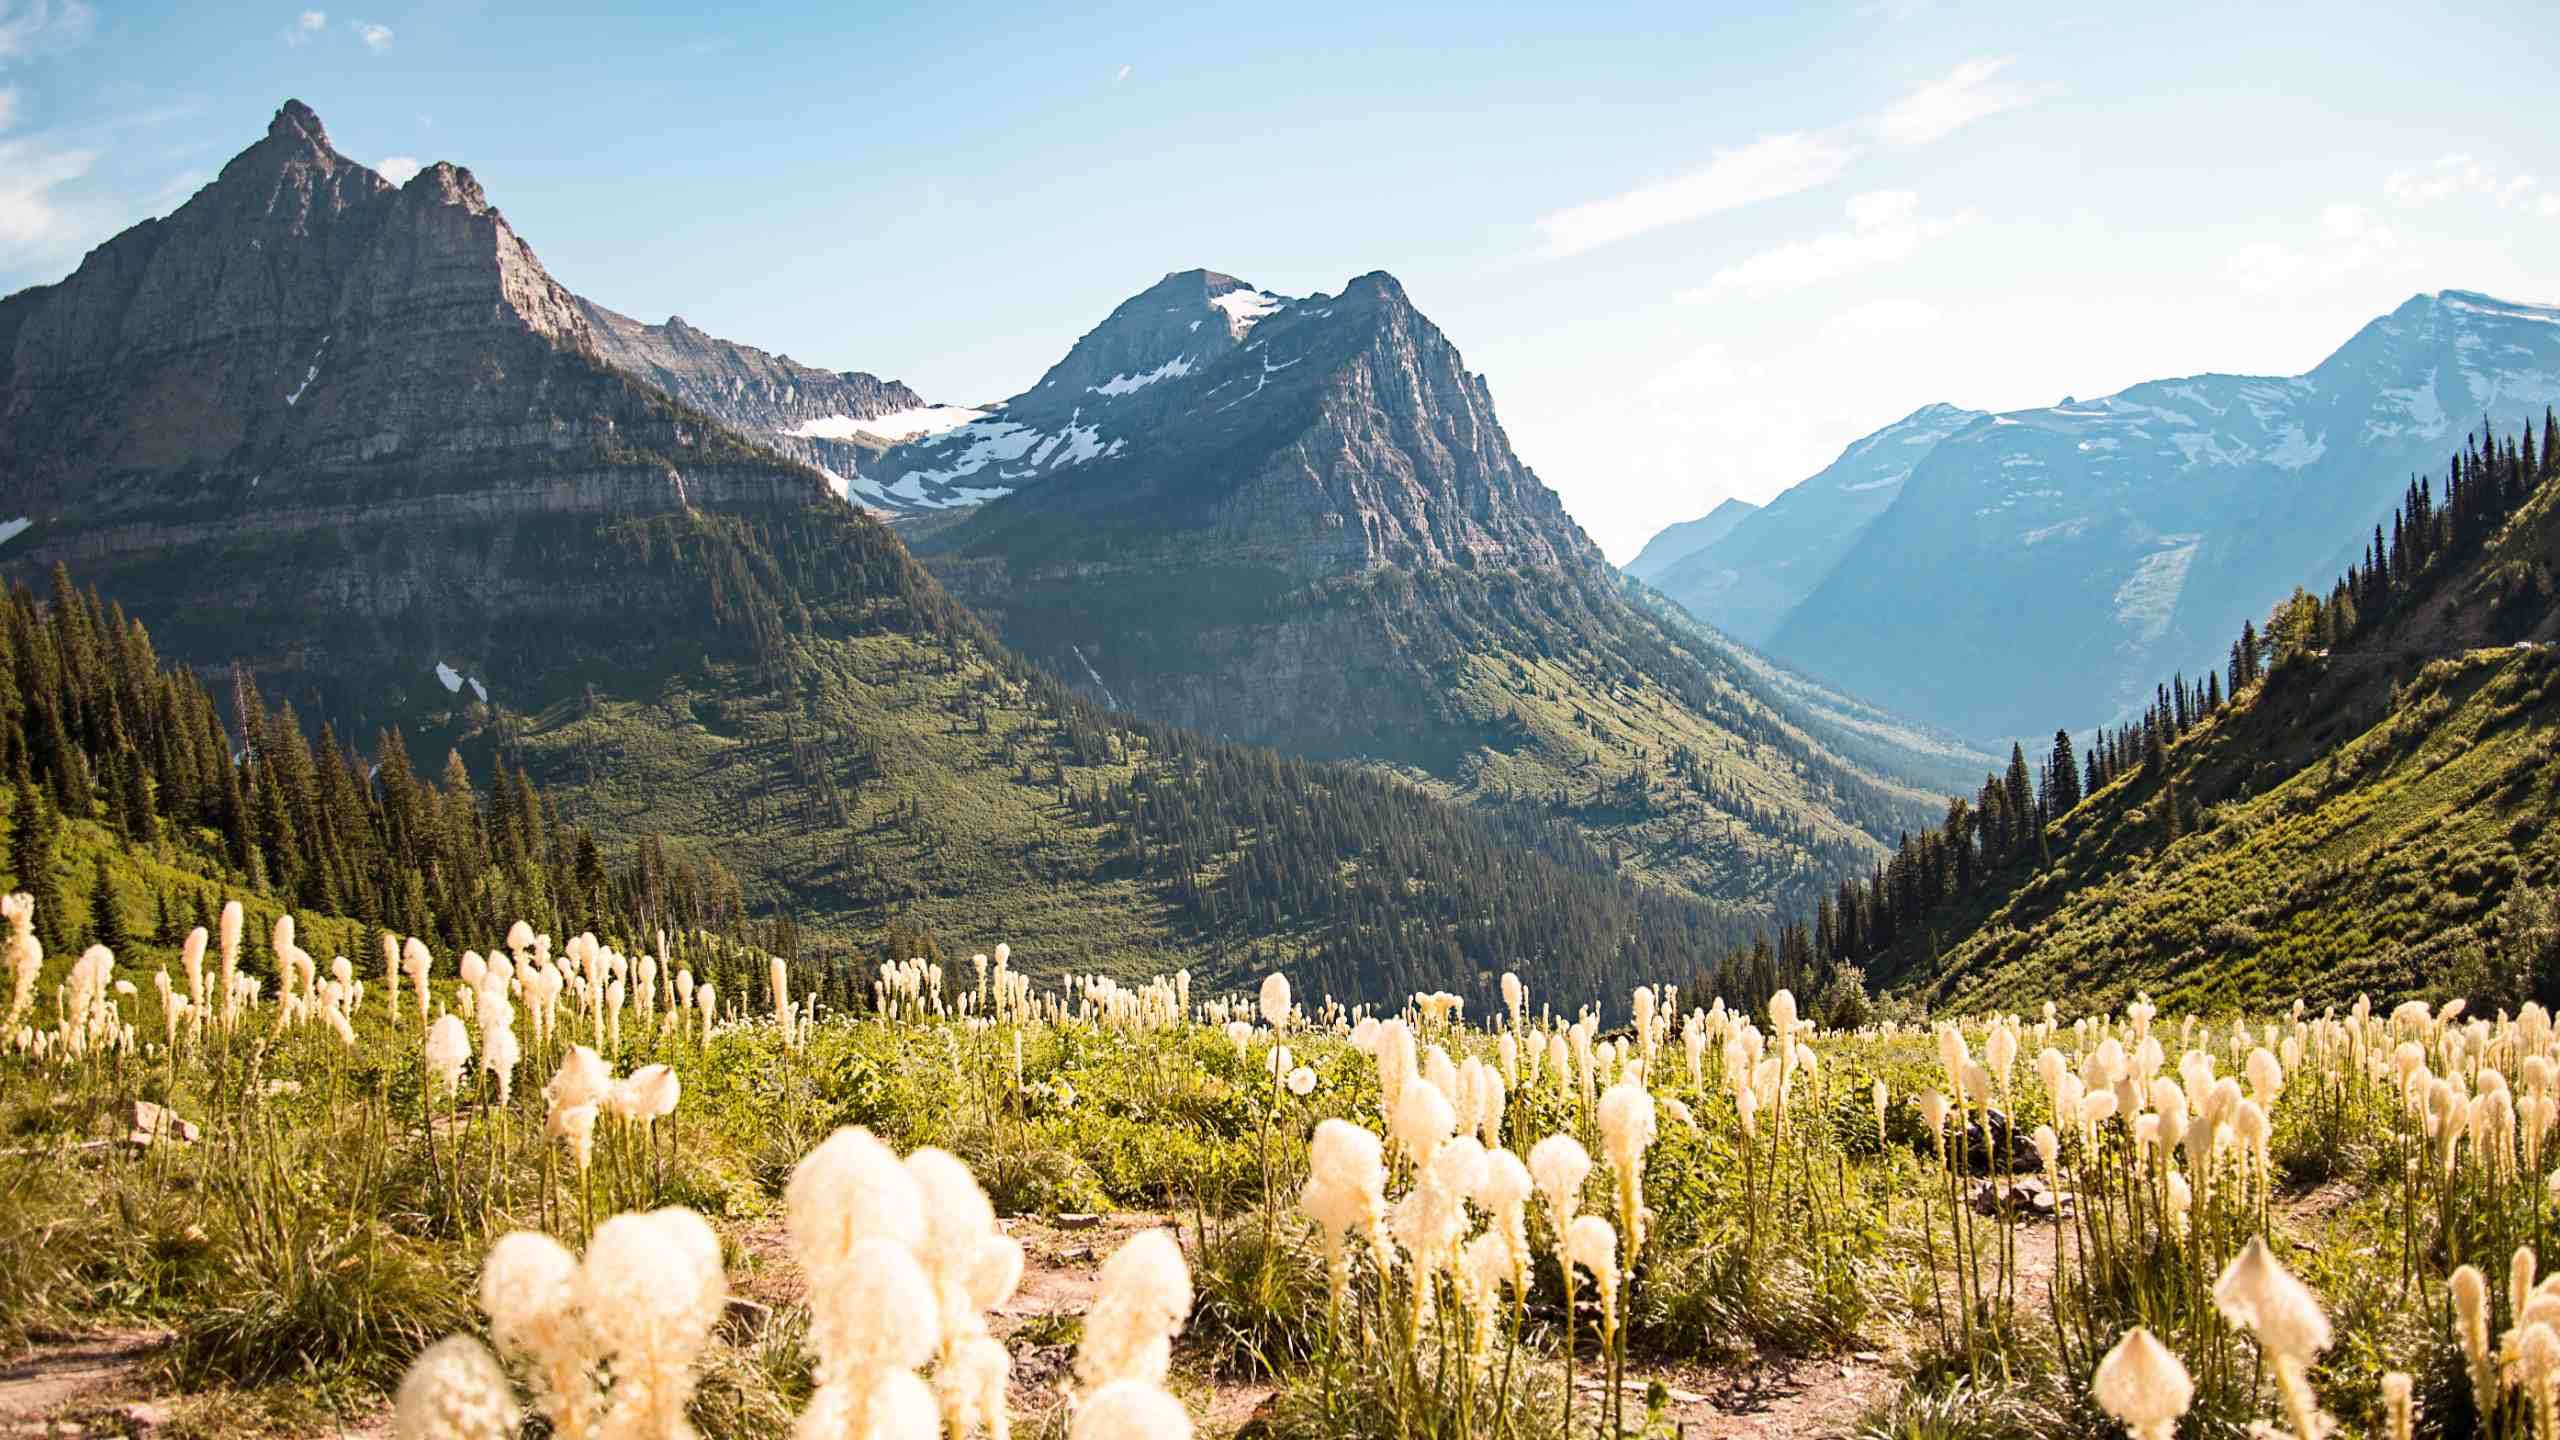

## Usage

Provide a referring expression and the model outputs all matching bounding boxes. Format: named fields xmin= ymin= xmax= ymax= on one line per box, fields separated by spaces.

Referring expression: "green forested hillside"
xmin=1833 ymin=416 xmax=2560 ymax=1013
xmin=487 ymin=505 xmax=1771 ymax=1005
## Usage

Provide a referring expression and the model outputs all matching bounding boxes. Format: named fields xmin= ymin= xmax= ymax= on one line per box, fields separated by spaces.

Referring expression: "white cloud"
xmin=0 ymin=0 xmax=92 ymax=62
xmin=2227 ymin=203 xmax=2406 ymax=297
xmin=1114 ymin=63 xmax=1131 ymax=84
xmin=356 ymin=20 xmax=391 ymax=52
xmin=1531 ymin=56 xmax=2042 ymax=259
xmin=285 ymin=9 xmax=325 ymax=43
xmin=2384 ymin=153 xmax=2553 ymax=214
xmin=0 ymin=132 xmax=96 ymax=259
xmin=1638 ymin=340 xmax=1738 ymax=398
xmin=376 ymin=154 xmax=420 ymax=185
xmin=1679 ymin=190 xmax=1966 ymax=303
xmin=1533 ymin=129 xmax=1860 ymax=258
xmin=0 ymin=84 xmax=15 ymax=132
xmin=1873 ymin=56 xmax=2046 ymax=148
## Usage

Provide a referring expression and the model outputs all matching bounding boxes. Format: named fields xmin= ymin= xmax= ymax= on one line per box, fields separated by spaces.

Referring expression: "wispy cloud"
xmin=0 ymin=131 xmax=98 ymax=259
xmin=377 ymin=154 xmax=420 ymax=184
xmin=1872 ymin=56 xmax=2046 ymax=148
xmin=2385 ymin=153 xmax=2560 ymax=215
xmin=1531 ymin=56 xmax=2043 ymax=258
xmin=356 ymin=20 xmax=391 ymax=53
xmin=2225 ymin=203 xmax=2406 ymax=297
xmin=285 ymin=9 xmax=325 ymax=44
xmin=0 ymin=83 xmax=16 ymax=132
xmin=0 ymin=0 xmax=92 ymax=62
xmin=1678 ymin=190 xmax=1966 ymax=303
xmin=1114 ymin=63 xmax=1131 ymax=84
xmin=1535 ymin=130 xmax=1860 ymax=258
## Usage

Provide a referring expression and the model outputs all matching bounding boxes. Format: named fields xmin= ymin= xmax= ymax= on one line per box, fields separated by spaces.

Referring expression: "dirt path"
xmin=0 ymin=1329 xmax=172 ymax=1434
xmin=1611 ymin=1196 xmax=2068 ymax=1440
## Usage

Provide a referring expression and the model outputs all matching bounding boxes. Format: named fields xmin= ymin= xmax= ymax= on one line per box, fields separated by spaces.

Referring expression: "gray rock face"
xmin=0 ymin=99 xmax=833 ymax=587
xmin=936 ymin=268 xmax=1598 ymax=586
xmin=0 ymin=98 xmax=863 ymax=741
xmin=913 ymin=268 xmax=1947 ymax=899
xmin=576 ymin=299 xmax=936 ymax=505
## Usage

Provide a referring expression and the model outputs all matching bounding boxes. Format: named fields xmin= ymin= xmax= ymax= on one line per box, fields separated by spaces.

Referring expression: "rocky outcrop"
xmin=0 ymin=99 xmax=852 ymax=736
xmin=936 ymin=269 xmax=1598 ymax=585
xmin=913 ymin=269 xmax=1945 ymax=902
xmin=0 ymin=99 xmax=830 ymax=540
xmin=576 ymin=300 xmax=938 ymax=502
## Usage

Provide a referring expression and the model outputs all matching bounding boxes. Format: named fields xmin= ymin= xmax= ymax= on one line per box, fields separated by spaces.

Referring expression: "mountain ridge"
xmin=894 ymin=265 xmax=1958 ymax=917
xmin=1630 ymin=295 xmax=2560 ymax=742
xmin=0 ymin=100 xmax=1799 ymax=1007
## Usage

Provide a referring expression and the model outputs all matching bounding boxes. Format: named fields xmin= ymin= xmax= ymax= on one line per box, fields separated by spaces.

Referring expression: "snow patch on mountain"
xmin=2266 ymin=426 xmax=2326 ymax=469
xmin=1211 ymin=289 xmax=1286 ymax=337
xmin=789 ymin=405 xmax=988 ymax=442
xmin=434 ymin=662 xmax=489 ymax=703
xmin=2444 ymin=293 xmax=2560 ymax=326
xmin=2366 ymin=369 xmax=2448 ymax=441
xmin=884 ymin=407 xmax=1120 ymax=497
xmin=1091 ymin=355 xmax=1195 ymax=396
xmin=2112 ymin=536 xmax=2201 ymax=645
xmin=285 ymin=335 xmax=330 ymax=406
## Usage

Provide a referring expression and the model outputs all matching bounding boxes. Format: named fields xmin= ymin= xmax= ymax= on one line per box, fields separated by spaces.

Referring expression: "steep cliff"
xmin=906 ymin=269 xmax=1953 ymax=914
xmin=0 ymin=102 xmax=1784 ymax=1003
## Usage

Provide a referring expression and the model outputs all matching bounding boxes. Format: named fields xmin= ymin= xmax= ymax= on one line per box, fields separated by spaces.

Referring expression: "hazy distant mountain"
xmin=1636 ymin=403 xmax=1984 ymax=646
xmin=899 ymin=267 xmax=1957 ymax=914
xmin=1623 ymin=496 xmax=1757 ymax=582
xmin=1630 ymin=296 xmax=2560 ymax=742
xmin=1773 ymin=292 xmax=2560 ymax=740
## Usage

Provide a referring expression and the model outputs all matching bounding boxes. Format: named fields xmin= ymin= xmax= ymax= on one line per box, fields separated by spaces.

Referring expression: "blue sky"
xmin=4 ymin=1 xmax=2557 ymax=560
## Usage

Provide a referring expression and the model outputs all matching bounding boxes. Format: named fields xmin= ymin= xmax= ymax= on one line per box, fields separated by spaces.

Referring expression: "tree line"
xmin=0 ymin=564 xmax=750 ymax=960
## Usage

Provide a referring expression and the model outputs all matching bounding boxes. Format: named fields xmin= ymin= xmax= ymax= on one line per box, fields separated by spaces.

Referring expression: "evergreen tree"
xmin=2047 ymin=729 xmax=2082 ymax=815
xmin=88 ymin=857 xmax=129 ymax=955
xmin=9 ymin=777 xmax=61 ymax=949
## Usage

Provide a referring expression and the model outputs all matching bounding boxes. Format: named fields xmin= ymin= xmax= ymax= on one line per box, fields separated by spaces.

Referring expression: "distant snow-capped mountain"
xmin=1631 ymin=291 xmax=2560 ymax=741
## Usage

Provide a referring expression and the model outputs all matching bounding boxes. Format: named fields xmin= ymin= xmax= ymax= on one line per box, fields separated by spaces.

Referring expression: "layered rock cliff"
xmin=0 ymin=100 xmax=849 ymax=732
xmin=909 ymin=269 xmax=1951 ymax=911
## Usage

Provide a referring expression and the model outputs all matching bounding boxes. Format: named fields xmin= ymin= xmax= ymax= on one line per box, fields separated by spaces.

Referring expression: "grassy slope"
xmin=3 ymin=789 xmax=374 ymax=980
xmin=504 ymin=624 xmax=1196 ymax=981
xmin=961 ymin=551 xmax=1949 ymax=926
xmin=1918 ymin=475 xmax=2560 ymax=1015
xmin=1428 ymin=643 xmax=1928 ymax=898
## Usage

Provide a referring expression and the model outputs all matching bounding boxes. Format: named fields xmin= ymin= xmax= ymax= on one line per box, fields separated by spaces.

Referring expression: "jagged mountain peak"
xmin=399 ymin=159 xmax=492 ymax=214
xmin=268 ymin=98 xmax=329 ymax=146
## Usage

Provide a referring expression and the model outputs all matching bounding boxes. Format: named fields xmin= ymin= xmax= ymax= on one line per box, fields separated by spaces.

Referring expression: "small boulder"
xmin=124 ymin=1100 xmax=200 ymax=1146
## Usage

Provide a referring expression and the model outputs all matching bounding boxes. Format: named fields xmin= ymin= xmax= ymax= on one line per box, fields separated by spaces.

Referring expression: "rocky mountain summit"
xmin=0 ymin=100 xmax=850 ymax=725
xmin=907 ymin=268 xmax=1953 ymax=911
xmin=0 ymin=99 xmax=830 ymax=558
